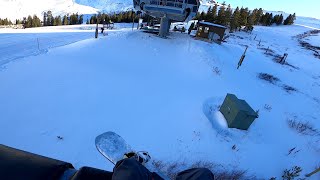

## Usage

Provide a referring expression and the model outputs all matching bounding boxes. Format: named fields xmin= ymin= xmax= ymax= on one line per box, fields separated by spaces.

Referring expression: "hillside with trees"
xmin=194 ymin=6 xmax=296 ymax=32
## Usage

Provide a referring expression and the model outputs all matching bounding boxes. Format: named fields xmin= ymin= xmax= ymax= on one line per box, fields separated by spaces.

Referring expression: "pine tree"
xmin=225 ymin=4 xmax=232 ymax=26
xmin=205 ymin=7 xmax=212 ymax=21
xmin=25 ymin=15 xmax=33 ymax=28
xmin=216 ymin=5 xmax=226 ymax=25
xmin=230 ymin=7 xmax=241 ymax=32
xmin=255 ymin=8 xmax=263 ymax=25
xmin=16 ymin=19 xmax=22 ymax=24
xmin=69 ymin=14 xmax=78 ymax=25
xmin=199 ymin=11 xmax=205 ymax=21
xmin=210 ymin=4 xmax=218 ymax=22
xmin=79 ymin=15 xmax=83 ymax=24
xmin=62 ymin=15 xmax=68 ymax=25
xmin=272 ymin=15 xmax=279 ymax=25
xmin=239 ymin=7 xmax=249 ymax=27
xmin=43 ymin=12 xmax=48 ymax=26
xmin=266 ymin=13 xmax=273 ymax=26
xmin=278 ymin=14 xmax=284 ymax=25
xmin=284 ymin=14 xmax=295 ymax=25
xmin=32 ymin=15 xmax=41 ymax=27
xmin=47 ymin=11 xmax=53 ymax=26
xmin=53 ymin=16 xmax=62 ymax=26
xmin=246 ymin=11 xmax=255 ymax=30
xmin=57 ymin=16 xmax=62 ymax=26
xmin=259 ymin=13 xmax=268 ymax=25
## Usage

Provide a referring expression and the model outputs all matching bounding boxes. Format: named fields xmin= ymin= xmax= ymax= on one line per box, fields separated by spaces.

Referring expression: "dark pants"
xmin=112 ymin=158 xmax=214 ymax=180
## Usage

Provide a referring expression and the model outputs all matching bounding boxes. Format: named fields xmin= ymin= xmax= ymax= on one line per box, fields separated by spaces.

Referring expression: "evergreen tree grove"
xmin=230 ymin=7 xmax=241 ymax=32
xmin=192 ymin=6 xmax=296 ymax=30
xmin=216 ymin=5 xmax=226 ymax=26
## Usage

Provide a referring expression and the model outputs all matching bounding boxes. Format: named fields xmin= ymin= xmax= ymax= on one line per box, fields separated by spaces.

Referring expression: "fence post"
xmin=306 ymin=167 xmax=320 ymax=177
xmin=95 ymin=22 xmax=99 ymax=39
xmin=237 ymin=46 xmax=248 ymax=69
xmin=37 ymin=38 xmax=40 ymax=50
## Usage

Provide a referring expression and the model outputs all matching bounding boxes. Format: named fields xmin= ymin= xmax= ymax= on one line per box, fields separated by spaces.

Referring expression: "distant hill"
xmin=75 ymin=0 xmax=132 ymax=13
xmin=0 ymin=0 xmax=98 ymax=21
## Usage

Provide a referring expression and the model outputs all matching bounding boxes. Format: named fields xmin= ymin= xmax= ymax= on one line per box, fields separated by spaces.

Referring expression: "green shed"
xmin=219 ymin=94 xmax=258 ymax=130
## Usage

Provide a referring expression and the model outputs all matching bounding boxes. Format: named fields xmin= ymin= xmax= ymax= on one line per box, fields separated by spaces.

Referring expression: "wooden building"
xmin=196 ymin=21 xmax=227 ymax=43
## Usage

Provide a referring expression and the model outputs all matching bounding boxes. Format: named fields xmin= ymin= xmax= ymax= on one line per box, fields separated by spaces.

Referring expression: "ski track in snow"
xmin=0 ymin=23 xmax=320 ymax=179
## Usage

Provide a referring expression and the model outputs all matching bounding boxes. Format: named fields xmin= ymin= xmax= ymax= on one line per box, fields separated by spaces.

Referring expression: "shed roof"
xmin=198 ymin=21 xmax=227 ymax=29
xmin=226 ymin=94 xmax=258 ymax=117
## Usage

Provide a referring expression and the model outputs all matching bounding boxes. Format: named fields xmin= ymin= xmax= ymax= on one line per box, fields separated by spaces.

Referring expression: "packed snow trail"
xmin=0 ymin=25 xmax=319 ymax=179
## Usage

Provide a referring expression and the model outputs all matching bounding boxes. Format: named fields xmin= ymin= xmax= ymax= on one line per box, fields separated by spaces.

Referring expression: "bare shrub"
xmin=282 ymin=166 xmax=302 ymax=180
xmin=258 ymin=73 xmax=280 ymax=85
xmin=282 ymin=85 xmax=298 ymax=93
xmin=287 ymin=118 xmax=319 ymax=136
xmin=264 ymin=104 xmax=272 ymax=112
xmin=212 ymin=66 xmax=221 ymax=75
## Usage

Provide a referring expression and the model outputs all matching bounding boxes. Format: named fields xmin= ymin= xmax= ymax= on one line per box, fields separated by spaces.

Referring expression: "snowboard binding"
xmin=124 ymin=151 xmax=151 ymax=165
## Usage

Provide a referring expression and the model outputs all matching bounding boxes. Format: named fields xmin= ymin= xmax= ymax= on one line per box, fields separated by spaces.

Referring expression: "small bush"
xmin=281 ymin=166 xmax=302 ymax=180
xmin=212 ymin=66 xmax=221 ymax=75
xmin=264 ymin=104 xmax=272 ymax=112
xmin=287 ymin=118 xmax=319 ymax=136
xmin=258 ymin=73 xmax=280 ymax=84
xmin=282 ymin=85 xmax=298 ymax=93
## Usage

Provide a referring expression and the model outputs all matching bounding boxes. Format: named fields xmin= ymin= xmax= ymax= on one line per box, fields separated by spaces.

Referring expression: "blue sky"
xmin=225 ymin=0 xmax=319 ymax=18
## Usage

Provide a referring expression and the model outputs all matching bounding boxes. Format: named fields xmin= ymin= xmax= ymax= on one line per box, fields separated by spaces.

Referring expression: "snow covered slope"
xmin=0 ymin=23 xmax=320 ymax=179
xmin=0 ymin=0 xmax=98 ymax=21
xmin=75 ymin=0 xmax=132 ymax=13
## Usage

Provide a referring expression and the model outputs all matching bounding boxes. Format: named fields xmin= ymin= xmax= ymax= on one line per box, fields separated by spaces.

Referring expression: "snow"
xmin=0 ymin=22 xmax=320 ymax=180
xmin=75 ymin=0 xmax=132 ymax=13
xmin=0 ymin=0 xmax=98 ymax=21
xmin=0 ymin=24 xmax=130 ymax=66
xmin=198 ymin=21 xmax=227 ymax=29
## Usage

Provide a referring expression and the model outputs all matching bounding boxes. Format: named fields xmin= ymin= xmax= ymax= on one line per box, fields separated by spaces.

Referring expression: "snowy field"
xmin=0 ymin=23 xmax=320 ymax=179
xmin=0 ymin=24 xmax=132 ymax=66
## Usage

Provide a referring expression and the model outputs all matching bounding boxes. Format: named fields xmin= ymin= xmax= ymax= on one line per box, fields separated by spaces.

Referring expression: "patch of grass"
xmin=258 ymin=73 xmax=280 ymax=85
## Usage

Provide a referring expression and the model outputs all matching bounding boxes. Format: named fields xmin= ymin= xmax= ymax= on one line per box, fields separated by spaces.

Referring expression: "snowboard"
xmin=95 ymin=131 xmax=168 ymax=179
xmin=95 ymin=131 xmax=133 ymax=165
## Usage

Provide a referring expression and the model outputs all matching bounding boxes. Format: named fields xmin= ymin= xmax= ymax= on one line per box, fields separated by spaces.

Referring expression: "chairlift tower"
xmin=133 ymin=0 xmax=200 ymax=37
